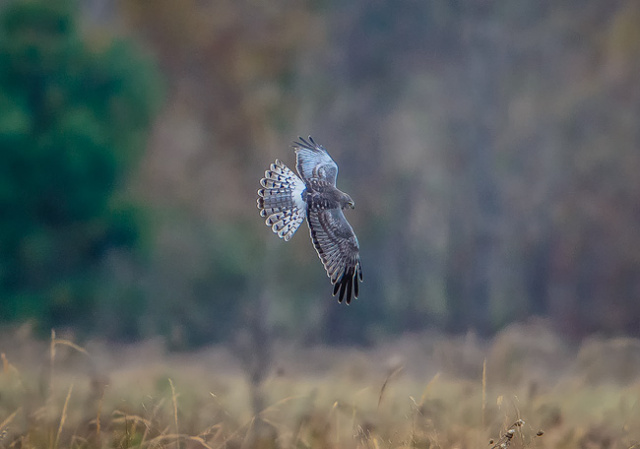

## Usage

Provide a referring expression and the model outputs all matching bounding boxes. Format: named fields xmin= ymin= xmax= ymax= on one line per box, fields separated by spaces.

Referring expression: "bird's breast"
xmin=307 ymin=192 xmax=338 ymax=211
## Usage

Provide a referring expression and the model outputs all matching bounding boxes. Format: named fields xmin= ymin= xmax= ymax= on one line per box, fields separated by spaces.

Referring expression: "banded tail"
xmin=257 ymin=159 xmax=307 ymax=241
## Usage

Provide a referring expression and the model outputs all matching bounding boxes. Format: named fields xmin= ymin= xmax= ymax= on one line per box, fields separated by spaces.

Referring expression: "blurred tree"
xmin=114 ymin=0 xmax=640 ymax=345
xmin=0 ymin=0 xmax=162 ymax=334
xmin=120 ymin=0 xmax=322 ymax=346
xmin=302 ymin=0 xmax=640 ymax=339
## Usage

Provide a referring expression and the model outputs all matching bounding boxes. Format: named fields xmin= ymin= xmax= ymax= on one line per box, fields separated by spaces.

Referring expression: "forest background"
xmin=1 ymin=0 xmax=640 ymax=349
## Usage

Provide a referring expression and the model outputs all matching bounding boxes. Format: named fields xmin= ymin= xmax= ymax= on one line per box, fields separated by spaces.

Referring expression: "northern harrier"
xmin=257 ymin=137 xmax=363 ymax=304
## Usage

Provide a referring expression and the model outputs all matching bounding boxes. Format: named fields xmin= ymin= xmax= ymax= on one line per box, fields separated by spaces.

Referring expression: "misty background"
xmin=1 ymin=0 xmax=639 ymax=349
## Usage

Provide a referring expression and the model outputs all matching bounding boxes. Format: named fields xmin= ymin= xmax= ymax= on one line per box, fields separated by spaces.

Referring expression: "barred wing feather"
xmin=307 ymin=208 xmax=363 ymax=304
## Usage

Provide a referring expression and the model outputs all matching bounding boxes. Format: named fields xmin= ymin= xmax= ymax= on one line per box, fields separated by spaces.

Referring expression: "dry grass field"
xmin=1 ymin=320 xmax=639 ymax=449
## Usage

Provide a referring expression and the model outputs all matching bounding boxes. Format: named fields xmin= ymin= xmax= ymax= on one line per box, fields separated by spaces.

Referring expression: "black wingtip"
xmin=293 ymin=135 xmax=322 ymax=152
xmin=354 ymin=273 xmax=359 ymax=298
xmin=331 ymin=266 xmax=360 ymax=305
xmin=338 ymin=278 xmax=347 ymax=303
xmin=294 ymin=136 xmax=308 ymax=150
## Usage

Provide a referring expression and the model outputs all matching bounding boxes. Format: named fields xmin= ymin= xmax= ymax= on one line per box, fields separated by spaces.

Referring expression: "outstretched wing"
xmin=307 ymin=208 xmax=363 ymax=304
xmin=294 ymin=136 xmax=338 ymax=185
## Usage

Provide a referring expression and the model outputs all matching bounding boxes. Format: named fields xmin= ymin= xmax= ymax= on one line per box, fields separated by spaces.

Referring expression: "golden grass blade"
xmin=240 ymin=416 xmax=256 ymax=449
xmin=209 ymin=392 xmax=231 ymax=417
xmin=0 ymin=408 xmax=20 ymax=433
xmin=218 ymin=416 xmax=254 ymax=448
xmin=50 ymin=329 xmax=56 ymax=398
xmin=260 ymin=416 xmax=289 ymax=436
xmin=140 ymin=398 xmax=166 ymax=446
xmin=52 ymin=339 xmax=89 ymax=356
xmin=330 ymin=401 xmax=338 ymax=415
xmin=292 ymin=414 xmax=306 ymax=449
xmin=355 ymin=386 xmax=371 ymax=397
xmin=0 ymin=359 xmax=26 ymax=394
xmin=111 ymin=414 xmax=152 ymax=428
xmin=1 ymin=353 xmax=23 ymax=389
xmin=144 ymin=433 xmax=185 ymax=448
xmin=377 ymin=365 xmax=404 ymax=410
xmin=418 ymin=372 xmax=441 ymax=407
xmin=95 ymin=386 xmax=104 ymax=440
xmin=147 ymin=433 xmax=217 ymax=449
xmin=350 ymin=406 xmax=357 ymax=440
xmin=54 ymin=383 xmax=73 ymax=449
xmin=482 ymin=358 xmax=487 ymax=429
xmin=169 ymin=378 xmax=179 ymax=449
xmin=197 ymin=422 xmax=222 ymax=438
xmin=258 ymin=394 xmax=306 ymax=416
xmin=187 ymin=435 xmax=216 ymax=449
xmin=207 ymin=425 xmax=225 ymax=446
xmin=334 ymin=402 xmax=339 ymax=446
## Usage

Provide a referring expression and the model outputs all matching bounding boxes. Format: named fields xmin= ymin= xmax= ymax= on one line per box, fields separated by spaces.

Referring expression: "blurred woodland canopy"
xmin=0 ymin=0 xmax=161 ymax=334
xmin=1 ymin=0 xmax=640 ymax=346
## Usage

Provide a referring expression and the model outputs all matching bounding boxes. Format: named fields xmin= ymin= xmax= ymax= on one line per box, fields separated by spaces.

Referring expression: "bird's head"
xmin=341 ymin=193 xmax=355 ymax=210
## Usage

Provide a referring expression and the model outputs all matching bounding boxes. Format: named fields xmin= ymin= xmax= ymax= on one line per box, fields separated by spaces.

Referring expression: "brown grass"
xmin=0 ymin=321 xmax=639 ymax=448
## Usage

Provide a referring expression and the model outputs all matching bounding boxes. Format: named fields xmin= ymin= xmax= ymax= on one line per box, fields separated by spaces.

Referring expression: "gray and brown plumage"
xmin=257 ymin=136 xmax=363 ymax=304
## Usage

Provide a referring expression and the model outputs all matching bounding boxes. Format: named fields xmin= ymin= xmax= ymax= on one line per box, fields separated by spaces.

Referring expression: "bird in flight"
xmin=257 ymin=136 xmax=363 ymax=304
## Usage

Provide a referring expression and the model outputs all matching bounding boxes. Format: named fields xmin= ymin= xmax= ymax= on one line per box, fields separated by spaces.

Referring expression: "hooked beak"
xmin=348 ymin=200 xmax=355 ymax=209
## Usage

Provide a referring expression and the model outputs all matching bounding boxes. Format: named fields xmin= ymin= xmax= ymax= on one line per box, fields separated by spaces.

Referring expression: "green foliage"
xmin=0 ymin=0 xmax=162 ymax=332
